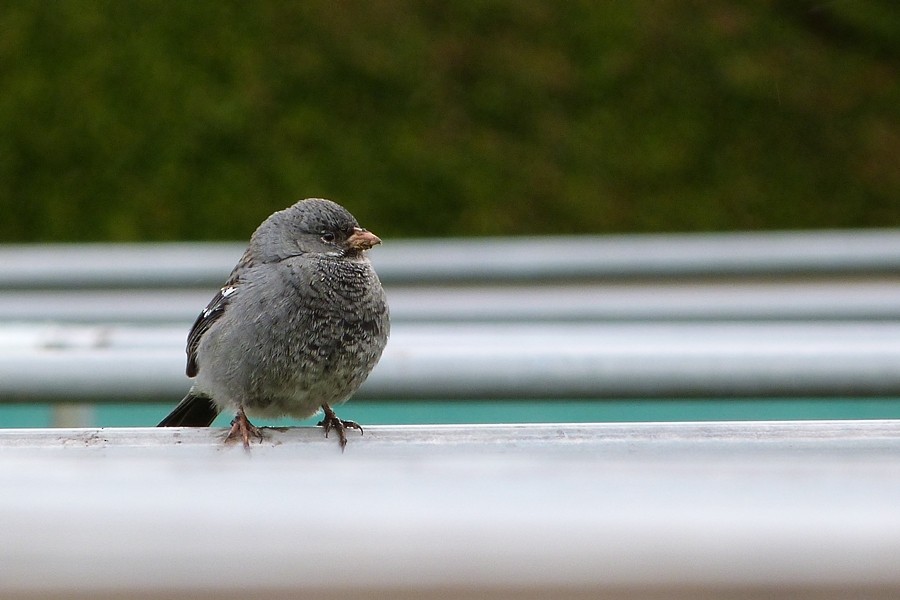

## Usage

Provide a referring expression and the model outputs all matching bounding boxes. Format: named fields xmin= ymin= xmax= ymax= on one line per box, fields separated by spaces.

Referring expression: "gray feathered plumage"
xmin=158 ymin=198 xmax=390 ymax=446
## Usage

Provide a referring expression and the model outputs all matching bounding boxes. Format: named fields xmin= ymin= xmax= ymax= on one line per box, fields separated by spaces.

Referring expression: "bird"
xmin=158 ymin=198 xmax=390 ymax=449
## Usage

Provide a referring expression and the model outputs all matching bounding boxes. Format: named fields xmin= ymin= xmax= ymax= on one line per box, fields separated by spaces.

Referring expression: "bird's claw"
xmin=225 ymin=407 xmax=264 ymax=450
xmin=318 ymin=404 xmax=364 ymax=450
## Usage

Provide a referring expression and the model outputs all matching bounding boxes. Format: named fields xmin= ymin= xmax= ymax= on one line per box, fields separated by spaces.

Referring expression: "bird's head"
xmin=252 ymin=198 xmax=381 ymax=261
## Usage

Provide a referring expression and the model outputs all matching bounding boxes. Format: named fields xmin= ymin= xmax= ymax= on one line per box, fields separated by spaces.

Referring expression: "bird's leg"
xmin=225 ymin=406 xmax=264 ymax=449
xmin=317 ymin=403 xmax=364 ymax=450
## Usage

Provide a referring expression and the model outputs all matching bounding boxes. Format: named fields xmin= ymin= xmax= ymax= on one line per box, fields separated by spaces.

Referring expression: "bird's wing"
xmin=185 ymin=284 xmax=237 ymax=377
xmin=186 ymin=249 xmax=257 ymax=377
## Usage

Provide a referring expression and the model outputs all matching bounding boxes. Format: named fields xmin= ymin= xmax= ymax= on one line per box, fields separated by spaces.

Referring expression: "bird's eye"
xmin=320 ymin=231 xmax=336 ymax=243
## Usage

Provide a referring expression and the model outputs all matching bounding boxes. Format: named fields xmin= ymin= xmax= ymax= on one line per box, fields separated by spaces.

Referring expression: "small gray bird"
xmin=158 ymin=198 xmax=390 ymax=449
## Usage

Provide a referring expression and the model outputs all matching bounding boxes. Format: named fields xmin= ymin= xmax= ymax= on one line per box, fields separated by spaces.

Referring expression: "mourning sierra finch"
xmin=158 ymin=198 xmax=390 ymax=449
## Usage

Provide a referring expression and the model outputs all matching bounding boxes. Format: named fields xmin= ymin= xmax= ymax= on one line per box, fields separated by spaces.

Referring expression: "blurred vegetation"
xmin=0 ymin=0 xmax=897 ymax=241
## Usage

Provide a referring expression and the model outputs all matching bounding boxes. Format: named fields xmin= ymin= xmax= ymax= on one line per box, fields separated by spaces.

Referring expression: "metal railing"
xmin=1 ymin=421 xmax=900 ymax=599
xmin=3 ymin=229 xmax=900 ymax=288
xmin=1 ymin=230 xmax=899 ymax=406
xmin=2 ymin=233 xmax=900 ymax=598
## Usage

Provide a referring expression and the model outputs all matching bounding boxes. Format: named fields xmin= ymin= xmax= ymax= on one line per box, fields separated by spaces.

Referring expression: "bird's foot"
xmin=225 ymin=407 xmax=264 ymax=450
xmin=317 ymin=403 xmax=363 ymax=450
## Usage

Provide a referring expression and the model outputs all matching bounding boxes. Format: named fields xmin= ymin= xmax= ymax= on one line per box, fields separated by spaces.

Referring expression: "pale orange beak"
xmin=345 ymin=227 xmax=381 ymax=251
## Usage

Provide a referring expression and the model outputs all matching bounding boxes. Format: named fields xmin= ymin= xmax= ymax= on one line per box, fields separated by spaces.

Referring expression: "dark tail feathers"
xmin=158 ymin=392 xmax=219 ymax=427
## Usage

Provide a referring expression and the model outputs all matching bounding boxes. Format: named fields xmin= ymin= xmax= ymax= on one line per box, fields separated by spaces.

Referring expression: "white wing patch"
xmin=202 ymin=286 xmax=237 ymax=318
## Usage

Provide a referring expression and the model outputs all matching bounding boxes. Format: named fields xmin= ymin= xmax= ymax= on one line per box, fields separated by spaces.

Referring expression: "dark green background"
xmin=1 ymin=0 xmax=898 ymax=242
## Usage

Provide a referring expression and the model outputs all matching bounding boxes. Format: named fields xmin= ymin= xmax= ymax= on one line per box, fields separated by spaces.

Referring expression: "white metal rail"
xmin=1 ymin=280 xmax=900 ymax=323
xmin=1 ymin=421 xmax=899 ymax=599
xmin=1 ymin=231 xmax=898 ymax=404
xmin=2 ymin=321 xmax=900 ymax=400
xmin=1 ymin=229 xmax=899 ymax=289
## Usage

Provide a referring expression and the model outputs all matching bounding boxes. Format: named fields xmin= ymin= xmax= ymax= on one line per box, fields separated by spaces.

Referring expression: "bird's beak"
xmin=346 ymin=227 xmax=381 ymax=251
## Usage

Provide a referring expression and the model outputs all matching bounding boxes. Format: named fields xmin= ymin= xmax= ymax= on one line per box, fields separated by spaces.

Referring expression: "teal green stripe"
xmin=0 ymin=405 xmax=55 ymax=428
xmin=4 ymin=398 xmax=900 ymax=428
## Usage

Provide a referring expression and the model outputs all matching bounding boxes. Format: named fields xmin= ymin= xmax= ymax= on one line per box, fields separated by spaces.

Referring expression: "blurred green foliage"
xmin=0 ymin=0 xmax=897 ymax=241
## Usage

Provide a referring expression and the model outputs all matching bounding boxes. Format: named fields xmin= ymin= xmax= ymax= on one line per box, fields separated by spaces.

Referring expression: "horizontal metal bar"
xmin=2 ymin=280 xmax=900 ymax=323
xmin=2 ymin=421 xmax=900 ymax=599
xmin=374 ymin=230 xmax=900 ymax=283
xmin=2 ymin=322 xmax=899 ymax=400
xmin=2 ymin=229 xmax=900 ymax=288
xmin=389 ymin=280 xmax=900 ymax=322
xmin=0 ymin=242 xmax=243 ymax=289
